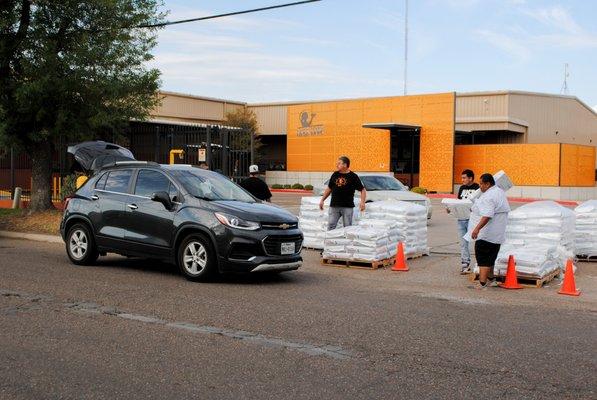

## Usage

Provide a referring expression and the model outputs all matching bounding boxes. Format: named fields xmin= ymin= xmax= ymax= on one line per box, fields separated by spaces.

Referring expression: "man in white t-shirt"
xmin=471 ymin=173 xmax=511 ymax=289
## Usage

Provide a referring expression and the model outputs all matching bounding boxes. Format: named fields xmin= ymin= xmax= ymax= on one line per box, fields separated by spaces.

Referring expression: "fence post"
xmin=250 ymin=131 xmax=254 ymax=165
xmin=206 ymin=126 xmax=212 ymax=170
xmin=10 ymin=146 xmax=15 ymax=200
xmin=12 ymin=187 xmax=22 ymax=209
xmin=222 ymin=128 xmax=229 ymax=177
xmin=154 ymin=126 xmax=160 ymax=163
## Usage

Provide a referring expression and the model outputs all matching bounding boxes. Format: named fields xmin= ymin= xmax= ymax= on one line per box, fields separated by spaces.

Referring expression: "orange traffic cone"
xmin=499 ymin=255 xmax=523 ymax=289
xmin=558 ymin=259 xmax=580 ymax=296
xmin=391 ymin=242 xmax=409 ymax=271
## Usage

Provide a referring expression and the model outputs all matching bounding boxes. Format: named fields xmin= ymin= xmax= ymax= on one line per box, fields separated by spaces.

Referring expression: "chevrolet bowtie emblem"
xmin=279 ymin=223 xmax=291 ymax=229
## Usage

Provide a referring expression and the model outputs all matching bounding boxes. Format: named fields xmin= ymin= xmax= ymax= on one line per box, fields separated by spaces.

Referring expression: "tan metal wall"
xmin=508 ymin=93 xmax=597 ymax=147
xmin=249 ymin=104 xmax=290 ymax=135
xmin=151 ymin=91 xmax=245 ymax=124
xmin=456 ymin=91 xmax=597 ymax=163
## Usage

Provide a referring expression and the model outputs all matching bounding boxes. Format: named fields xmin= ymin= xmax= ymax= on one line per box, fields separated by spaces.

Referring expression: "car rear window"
xmin=104 ymin=170 xmax=132 ymax=193
xmin=95 ymin=172 xmax=108 ymax=190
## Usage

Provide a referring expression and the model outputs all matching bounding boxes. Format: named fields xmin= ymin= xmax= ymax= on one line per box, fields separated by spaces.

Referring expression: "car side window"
xmin=104 ymin=170 xmax=133 ymax=194
xmin=95 ymin=172 xmax=108 ymax=190
xmin=134 ymin=169 xmax=172 ymax=198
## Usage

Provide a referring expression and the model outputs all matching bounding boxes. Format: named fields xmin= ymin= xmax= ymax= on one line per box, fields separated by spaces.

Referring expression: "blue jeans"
xmin=457 ymin=219 xmax=471 ymax=265
xmin=328 ymin=207 xmax=354 ymax=230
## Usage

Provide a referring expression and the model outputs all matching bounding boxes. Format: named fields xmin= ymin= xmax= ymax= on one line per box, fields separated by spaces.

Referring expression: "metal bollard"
xmin=12 ymin=187 xmax=22 ymax=209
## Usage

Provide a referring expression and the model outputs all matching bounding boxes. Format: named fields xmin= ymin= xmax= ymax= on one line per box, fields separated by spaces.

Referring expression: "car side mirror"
xmin=151 ymin=191 xmax=173 ymax=210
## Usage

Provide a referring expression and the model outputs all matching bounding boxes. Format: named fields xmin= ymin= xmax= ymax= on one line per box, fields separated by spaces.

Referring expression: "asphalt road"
xmin=1 ymin=196 xmax=596 ymax=399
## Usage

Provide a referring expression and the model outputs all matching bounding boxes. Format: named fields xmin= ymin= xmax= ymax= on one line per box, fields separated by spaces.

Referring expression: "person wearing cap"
xmin=239 ymin=165 xmax=272 ymax=202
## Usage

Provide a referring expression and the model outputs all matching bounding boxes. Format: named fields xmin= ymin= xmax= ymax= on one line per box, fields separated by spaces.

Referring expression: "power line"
xmin=135 ymin=0 xmax=321 ymax=29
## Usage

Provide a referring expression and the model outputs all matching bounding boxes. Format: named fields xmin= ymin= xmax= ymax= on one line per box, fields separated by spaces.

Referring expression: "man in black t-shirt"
xmin=239 ymin=165 xmax=272 ymax=202
xmin=319 ymin=156 xmax=366 ymax=230
xmin=452 ymin=169 xmax=480 ymax=274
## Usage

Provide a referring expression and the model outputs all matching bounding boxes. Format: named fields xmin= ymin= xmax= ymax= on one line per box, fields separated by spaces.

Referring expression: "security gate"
xmin=127 ymin=121 xmax=252 ymax=183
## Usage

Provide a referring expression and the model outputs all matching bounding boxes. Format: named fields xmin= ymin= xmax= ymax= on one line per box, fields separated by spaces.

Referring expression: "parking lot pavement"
xmin=1 ymin=194 xmax=595 ymax=399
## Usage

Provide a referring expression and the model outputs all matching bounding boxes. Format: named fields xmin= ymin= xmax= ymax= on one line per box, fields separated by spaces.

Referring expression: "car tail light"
xmin=63 ymin=196 xmax=73 ymax=210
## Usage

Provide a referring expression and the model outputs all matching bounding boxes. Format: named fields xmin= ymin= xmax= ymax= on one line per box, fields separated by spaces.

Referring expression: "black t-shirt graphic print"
xmin=458 ymin=183 xmax=480 ymax=200
xmin=328 ymin=171 xmax=364 ymax=208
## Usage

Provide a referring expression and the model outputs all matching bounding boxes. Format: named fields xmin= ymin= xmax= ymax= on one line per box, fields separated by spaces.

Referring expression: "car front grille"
xmin=262 ymin=235 xmax=303 ymax=256
xmin=261 ymin=222 xmax=299 ymax=230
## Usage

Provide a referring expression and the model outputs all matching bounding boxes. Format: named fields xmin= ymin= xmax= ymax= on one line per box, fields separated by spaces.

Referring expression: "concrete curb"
xmin=0 ymin=230 xmax=62 ymax=244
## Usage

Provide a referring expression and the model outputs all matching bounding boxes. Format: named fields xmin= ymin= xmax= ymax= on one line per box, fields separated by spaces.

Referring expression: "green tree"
xmin=224 ymin=107 xmax=264 ymax=162
xmin=0 ymin=0 xmax=164 ymax=211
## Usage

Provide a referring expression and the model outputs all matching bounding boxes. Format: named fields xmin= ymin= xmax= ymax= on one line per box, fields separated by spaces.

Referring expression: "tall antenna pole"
xmin=403 ymin=0 xmax=408 ymax=95
xmin=560 ymin=63 xmax=569 ymax=95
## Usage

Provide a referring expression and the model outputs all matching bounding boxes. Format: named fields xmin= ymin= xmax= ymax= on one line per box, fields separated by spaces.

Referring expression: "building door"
xmin=390 ymin=128 xmax=420 ymax=188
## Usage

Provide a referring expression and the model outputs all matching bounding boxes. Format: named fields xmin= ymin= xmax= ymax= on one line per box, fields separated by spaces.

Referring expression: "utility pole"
xmin=403 ymin=0 xmax=408 ymax=95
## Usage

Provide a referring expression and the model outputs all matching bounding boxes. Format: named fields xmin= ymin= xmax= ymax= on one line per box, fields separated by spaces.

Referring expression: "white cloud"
xmin=475 ymin=29 xmax=530 ymax=61
xmin=475 ymin=5 xmax=597 ymax=62
xmin=522 ymin=5 xmax=580 ymax=34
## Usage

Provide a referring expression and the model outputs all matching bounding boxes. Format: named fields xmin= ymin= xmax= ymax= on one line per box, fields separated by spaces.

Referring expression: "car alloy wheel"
xmin=182 ymin=241 xmax=208 ymax=276
xmin=69 ymin=229 xmax=89 ymax=260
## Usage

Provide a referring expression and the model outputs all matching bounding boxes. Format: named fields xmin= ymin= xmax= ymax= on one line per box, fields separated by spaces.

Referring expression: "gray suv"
xmin=60 ymin=162 xmax=303 ymax=281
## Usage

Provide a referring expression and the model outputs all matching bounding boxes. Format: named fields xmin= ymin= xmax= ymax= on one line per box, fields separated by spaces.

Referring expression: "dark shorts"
xmin=475 ymin=240 xmax=501 ymax=267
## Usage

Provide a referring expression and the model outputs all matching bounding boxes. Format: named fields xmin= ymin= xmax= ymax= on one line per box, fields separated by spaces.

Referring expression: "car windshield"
xmin=170 ymin=169 xmax=256 ymax=203
xmin=361 ymin=176 xmax=407 ymax=191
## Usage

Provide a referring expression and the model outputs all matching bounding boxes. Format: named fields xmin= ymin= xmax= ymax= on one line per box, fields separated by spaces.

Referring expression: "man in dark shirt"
xmin=453 ymin=169 xmax=480 ymax=274
xmin=319 ymin=156 xmax=366 ymax=230
xmin=239 ymin=165 xmax=272 ymax=202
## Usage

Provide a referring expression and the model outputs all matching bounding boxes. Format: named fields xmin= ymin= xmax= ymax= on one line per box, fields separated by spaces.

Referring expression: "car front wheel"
xmin=178 ymin=234 xmax=216 ymax=281
xmin=66 ymin=223 xmax=99 ymax=265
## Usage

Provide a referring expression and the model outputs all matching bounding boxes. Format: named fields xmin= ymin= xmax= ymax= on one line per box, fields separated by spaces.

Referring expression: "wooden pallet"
xmin=405 ymin=252 xmax=428 ymax=260
xmin=468 ymin=268 xmax=560 ymax=288
xmin=321 ymin=257 xmax=394 ymax=270
xmin=577 ymin=254 xmax=597 ymax=262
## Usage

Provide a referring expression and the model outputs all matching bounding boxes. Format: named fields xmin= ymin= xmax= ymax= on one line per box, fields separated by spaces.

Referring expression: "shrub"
xmin=283 ymin=184 xmax=291 ymax=189
xmin=291 ymin=183 xmax=304 ymax=189
xmin=304 ymin=184 xmax=314 ymax=191
xmin=271 ymin=184 xmax=283 ymax=189
xmin=410 ymin=186 xmax=428 ymax=195
xmin=60 ymin=174 xmax=78 ymax=201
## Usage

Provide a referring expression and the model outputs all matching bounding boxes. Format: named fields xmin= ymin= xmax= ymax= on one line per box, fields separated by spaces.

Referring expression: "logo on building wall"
xmin=297 ymin=111 xmax=324 ymax=136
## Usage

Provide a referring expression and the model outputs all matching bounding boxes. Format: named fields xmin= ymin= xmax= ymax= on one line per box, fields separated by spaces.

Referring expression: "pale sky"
xmin=150 ymin=0 xmax=597 ymax=110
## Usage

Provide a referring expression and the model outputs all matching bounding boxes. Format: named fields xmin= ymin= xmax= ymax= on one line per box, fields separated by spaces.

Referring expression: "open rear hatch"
xmin=67 ymin=141 xmax=135 ymax=173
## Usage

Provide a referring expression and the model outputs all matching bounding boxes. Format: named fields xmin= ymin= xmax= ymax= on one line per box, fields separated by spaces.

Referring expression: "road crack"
xmin=1 ymin=288 xmax=355 ymax=360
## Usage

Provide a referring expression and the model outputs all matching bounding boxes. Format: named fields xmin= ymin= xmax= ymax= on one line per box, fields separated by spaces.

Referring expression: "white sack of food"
xmin=574 ymin=199 xmax=597 ymax=257
xmin=441 ymin=198 xmax=473 ymax=220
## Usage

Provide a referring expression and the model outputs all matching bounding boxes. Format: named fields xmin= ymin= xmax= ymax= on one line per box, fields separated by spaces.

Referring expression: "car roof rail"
xmin=114 ymin=161 xmax=159 ymax=166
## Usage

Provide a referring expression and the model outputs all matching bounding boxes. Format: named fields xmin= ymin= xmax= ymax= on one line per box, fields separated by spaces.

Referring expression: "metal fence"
xmin=0 ymin=121 xmax=252 ymax=198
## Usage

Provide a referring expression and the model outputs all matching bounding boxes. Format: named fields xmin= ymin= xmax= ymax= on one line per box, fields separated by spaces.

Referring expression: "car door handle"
xmin=126 ymin=203 xmax=138 ymax=210
xmin=91 ymin=195 xmax=99 ymax=200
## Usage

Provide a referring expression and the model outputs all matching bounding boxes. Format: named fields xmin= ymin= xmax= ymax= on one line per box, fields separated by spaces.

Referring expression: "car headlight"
xmin=214 ymin=212 xmax=260 ymax=231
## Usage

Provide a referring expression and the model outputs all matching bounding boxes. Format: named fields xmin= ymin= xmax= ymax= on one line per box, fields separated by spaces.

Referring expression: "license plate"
xmin=280 ymin=242 xmax=295 ymax=255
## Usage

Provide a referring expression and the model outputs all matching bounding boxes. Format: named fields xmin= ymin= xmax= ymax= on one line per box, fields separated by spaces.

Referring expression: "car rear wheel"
xmin=178 ymin=234 xmax=216 ymax=281
xmin=66 ymin=223 xmax=99 ymax=265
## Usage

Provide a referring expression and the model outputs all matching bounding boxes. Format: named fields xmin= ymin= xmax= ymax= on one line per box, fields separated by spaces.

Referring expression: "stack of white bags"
xmin=575 ymin=200 xmax=597 ymax=257
xmin=494 ymin=201 xmax=575 ymax=278
xmin=362 ymin=201 xmax=429 ymax=256
xmin=298 ymin=197 xmax=360 ymax=249
xmin=322 ymin=221 xmax=400 ymax=262
xmin=320 ymin=200 xmax=429 ymax=262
